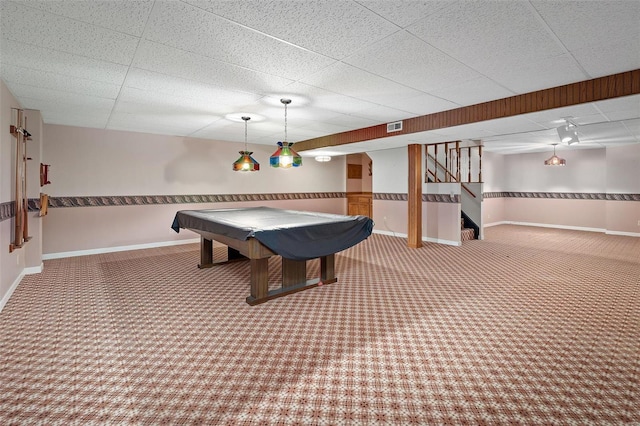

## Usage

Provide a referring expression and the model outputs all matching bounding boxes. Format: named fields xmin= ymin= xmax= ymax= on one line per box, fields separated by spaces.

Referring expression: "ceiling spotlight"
xmin=315 ymin=156 xmax=331 ymax=162
xmin=544 ymin=143 xmax=566 ymax=166
xmin=557 ymin=120 xmax=579 ymax=145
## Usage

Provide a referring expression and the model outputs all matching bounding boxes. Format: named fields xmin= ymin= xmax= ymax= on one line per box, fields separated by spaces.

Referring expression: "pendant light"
xmin=544 ymin=143 xmax=566 ymax=166
xmin=270 ymin=98 xmax=302 ymax=168
xmin=232 ymin=116 xmax=260 ymax=172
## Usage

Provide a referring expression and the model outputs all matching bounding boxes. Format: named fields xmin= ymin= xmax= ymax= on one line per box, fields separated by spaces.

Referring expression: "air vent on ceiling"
xmin=387 ymin=121 xmax=403 ymax=133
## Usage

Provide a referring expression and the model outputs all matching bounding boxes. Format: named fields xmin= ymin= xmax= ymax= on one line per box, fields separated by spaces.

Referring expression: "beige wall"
xmin=484 ymin=145 xmax=639 ymax=235
xmin=41 ymin=124 xmax=348 ymax=256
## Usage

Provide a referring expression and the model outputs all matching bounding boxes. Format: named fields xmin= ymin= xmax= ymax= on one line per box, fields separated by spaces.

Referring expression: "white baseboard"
xmin=423 ymin=237 xmax=462 ymax=246
xmin=483 ymin=221 xmax=510 ymax=228
xmin=373 ymin=229 xmax=406 ymax=238
xmin=485 ymin=221 xmax=638 ymax=237
xmin=42 ymin=238 xmax=200 ymax=260
xmin=373 ymin=230 xmax=461 ymax=246
xmin=24 ymin=263 xmax=43 ymax=274
xmin=605 ymin=230 xmax=640 ymax=237
xmin=0 ymin=272 xmax=24 ymax=313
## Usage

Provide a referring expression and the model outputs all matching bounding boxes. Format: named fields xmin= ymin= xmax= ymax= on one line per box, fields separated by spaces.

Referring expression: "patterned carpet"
xmin=1 ymin=225 xmax=638 ymax=425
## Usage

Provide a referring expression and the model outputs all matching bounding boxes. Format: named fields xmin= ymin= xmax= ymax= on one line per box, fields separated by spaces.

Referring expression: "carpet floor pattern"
xmin=1 ymin=225 xmax=638 ymax=425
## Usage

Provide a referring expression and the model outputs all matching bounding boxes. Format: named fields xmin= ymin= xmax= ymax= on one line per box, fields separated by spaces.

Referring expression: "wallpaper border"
xmin=2 ymin=191 xmax=638 ymax=222
xmin=483 ymin=192 xmax=640 ymax=201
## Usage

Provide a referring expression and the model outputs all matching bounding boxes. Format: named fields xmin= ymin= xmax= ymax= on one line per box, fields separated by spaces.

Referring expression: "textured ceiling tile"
xmin=594 ymin=96 xmax=640 ymax=122
xmin=281 ymin=82 xmax=380 ymax=116
xmin=344 ymin=31 xmax=481 ymax=92
xmin=531 ymin=0 xmax=640 ymax=52
xmin=355 ymin=0 xmax=453 ymax=28
xmin=123 ymin=69 xmax=261 ymax=108
xmin=300 ymin=62 xmax=423 ymax=104
xmin=349 ymin=104 xmax=415 ymax=123
xmin=14 ymin=0 xmax=154 ymax=36
xmin=37 ymin=107 xmax=111 ymax=129
xmin=570 ymin=37 xmax=640 ymax=78
xmin=1 ymin=1 xmax=139 ymax=65
xmin=133 ymin=40 xmax=294 ymax=94
xmin=7 ymin=83 xmax=116 ymax=109
xmin=107 ymin=112 xmax=207 ymax=137
xmin=183 ymin=0 xmax=398 ymax=59
xmin=489 ymin=54 xmax=587 ymax=93
xmin=0 ymin=39 xmax=129 ymax=84
xmin=409 ymin=1 xmax=565 ymax=73
xmin=382 ymin=93 xmax=459 ymax=116
xmin=1 ymin=64 xmax=120 ymax=99
xmin=116 ymin=86 xmax=228 ymax=117
xmin=143 ymin=1 xmax=335 ymax=80
xmin=429 ymin=76 xmax=514 ymax=106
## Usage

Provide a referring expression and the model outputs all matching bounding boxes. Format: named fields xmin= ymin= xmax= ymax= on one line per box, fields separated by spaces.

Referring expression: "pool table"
xmin=171 ymin=207 xmax=374 ymax=305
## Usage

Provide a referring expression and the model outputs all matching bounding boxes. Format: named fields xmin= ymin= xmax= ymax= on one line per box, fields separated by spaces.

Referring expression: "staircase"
xmin=461 ymin=218 xmax=475 ymax=242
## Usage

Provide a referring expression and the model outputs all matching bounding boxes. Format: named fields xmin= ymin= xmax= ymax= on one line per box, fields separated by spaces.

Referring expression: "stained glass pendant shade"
xmin=270 ymin=98 xmax=302 ymax=168
xmin=233 ymin=116 xmax=260 ymax=172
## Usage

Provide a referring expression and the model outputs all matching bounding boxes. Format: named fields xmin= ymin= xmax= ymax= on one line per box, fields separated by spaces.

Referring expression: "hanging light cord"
xmin=284 ymin=102 xmax=288 ymax=142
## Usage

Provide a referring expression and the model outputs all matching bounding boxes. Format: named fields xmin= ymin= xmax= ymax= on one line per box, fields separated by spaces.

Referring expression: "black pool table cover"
xmin=171 ymin=207 xmax=374 ymax=260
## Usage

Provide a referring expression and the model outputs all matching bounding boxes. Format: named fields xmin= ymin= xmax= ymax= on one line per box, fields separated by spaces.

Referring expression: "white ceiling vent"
xmin=387 ymin=121 xmax=403 ymax=133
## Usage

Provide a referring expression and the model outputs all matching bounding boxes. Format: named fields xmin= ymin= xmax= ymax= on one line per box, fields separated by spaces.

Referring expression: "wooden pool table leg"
xmin=198 ymin=237 xmax=213 ymax=268
xmin=282 ymin=258 xmax=306 ymax=288
xmin=321 ymin=254 xmax=337 ymax=284
xmin=248 ymin=258 xmax=269 ymax=302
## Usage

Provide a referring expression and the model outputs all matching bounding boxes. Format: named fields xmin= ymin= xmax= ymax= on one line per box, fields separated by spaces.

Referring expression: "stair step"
xmin=461 ymin=228 xmax=475 ymax=242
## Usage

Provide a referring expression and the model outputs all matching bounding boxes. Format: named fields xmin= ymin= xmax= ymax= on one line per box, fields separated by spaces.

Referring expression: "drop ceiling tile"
xmin=123 ymin=69 xmax=261 ymax=109
xmin=132 ymin=40 xmax=294 ymax=94
xmin=0 ymin=39 xmax=129 ymax=84
xmin=7 ymin=83 xmax=116 ymax=109
xmin=531 ymin=0 xmax=640 ymax=52
xmin=115 ymin=87 xmax=228 ymax=118
xmin=350 ymin=105 xmax=415 ymax=123
xmin=594 ymin=96 xmax=640 ymax=122
xmin=383 ymin=93 xmax=459 ymax=116
xmin=523 ymin=104 xmax=601 ymax=128
xmin=38 ymin=108 xmax=111 ymax=129
xmin=489 ymin=54 xmax=587 ymax=94
xmin=183 ymin=0 xmax=398 ymax=59
xmin=16 ymin=97 xmax=112 ymax=128
xmin=282 ymin=82 xmax=381 ymax=116
xmin=355 ymin=0 xmax=453 ymax=28
xmin=15 ymin=0 xmax=153 ymax=36
xmin=1 ymin=1 xmax=139 ymax=65
xmin=108 ymin=112 xmax=207 ymax=137
xmin=1 ymin=64 xmax=120 ymax=99
xmin=300 ymin=62 xmax=423 ymax=104
xmin=429 ymin=77 xmax=514 ymax=106
xmin=570 ymin=37 xmax=640 ymax=78
xmin=143 ymin=1 xmax=336 ymax=80
xmin=344 ymin=31 xmax=480 ymax=92
xmin=322 ymin=114 xmax=381 ymax=130
xmin=408 ymin=1 xmax=565 ymax=73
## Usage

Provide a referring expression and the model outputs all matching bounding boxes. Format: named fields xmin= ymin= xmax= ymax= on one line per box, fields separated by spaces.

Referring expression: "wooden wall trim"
xmin=407 ymin=144 xmax=422 ymax=249
xmin=294 ymin=69 xmax=640 ymax=151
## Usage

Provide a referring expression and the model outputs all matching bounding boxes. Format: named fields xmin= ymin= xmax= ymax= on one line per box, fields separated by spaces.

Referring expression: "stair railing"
xmin=425 ymin=152 xmax=476 ymax=198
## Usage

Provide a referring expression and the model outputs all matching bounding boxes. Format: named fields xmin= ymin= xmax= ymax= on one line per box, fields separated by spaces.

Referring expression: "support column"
xmin=408 ymin=144 xmax=422 ymax=249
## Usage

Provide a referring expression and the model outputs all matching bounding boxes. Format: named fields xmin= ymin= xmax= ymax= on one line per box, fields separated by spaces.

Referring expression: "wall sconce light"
xmin=270 ymin=99 xmax=302 ymax=168
xmin=232 ymin=116 xmax=260 ymax=172
xmin=544 ymin=144 xmax=566 ymax=166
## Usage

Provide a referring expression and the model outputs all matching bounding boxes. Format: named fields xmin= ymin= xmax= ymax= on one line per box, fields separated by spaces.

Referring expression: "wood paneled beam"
xmin=294 ymin=69 xmax=640 ymax=152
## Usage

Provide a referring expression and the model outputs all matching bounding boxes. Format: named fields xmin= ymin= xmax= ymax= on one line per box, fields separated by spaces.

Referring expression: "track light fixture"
xmin=557 ymin=119 xmax=579 ymax=145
